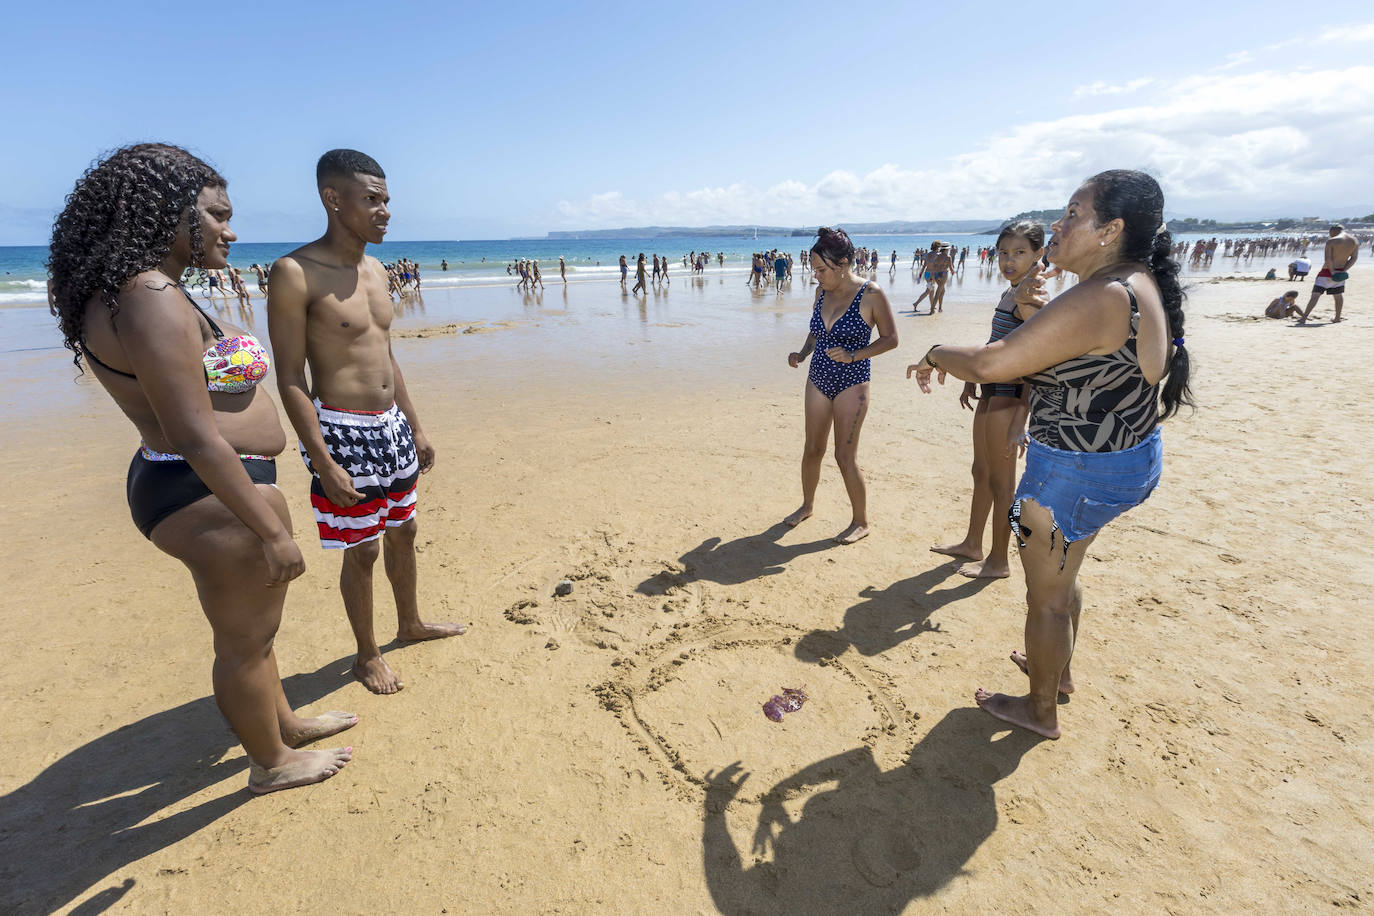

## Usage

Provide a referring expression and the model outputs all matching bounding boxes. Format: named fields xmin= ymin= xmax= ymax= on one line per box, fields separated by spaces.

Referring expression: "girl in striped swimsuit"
xmin=931 ymin=221 xmax=1045 ymax=579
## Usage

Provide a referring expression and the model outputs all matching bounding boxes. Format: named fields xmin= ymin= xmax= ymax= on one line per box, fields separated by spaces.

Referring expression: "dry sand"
xmin=1 ymin=271 xmax=1371 ymax=914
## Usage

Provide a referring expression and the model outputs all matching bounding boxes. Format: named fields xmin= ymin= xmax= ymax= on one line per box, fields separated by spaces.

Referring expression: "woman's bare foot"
xmin=249 ymin=747 xmax=352 ymax=794
xmin=398 ymin=620 xmax=467 ymax=642
xmin=282 ymin=711 xmax=358 ymax=748
xmin=834 ymin=523 xmax=869 ymax=545
xmin=974 ymin=688 xmax=1060 ymax=739
xmin=956 ymin=558 xmax=1010 ymax=579
xmin=354 ymin=655 xmax=403 ymax=695
xmin=1009 ymin=650 xmax=1074 ymax=694
xmin=783 ymin=505 xmax=813 ymax=527
xmin=931 ymin=540 xmax=982 ymax=561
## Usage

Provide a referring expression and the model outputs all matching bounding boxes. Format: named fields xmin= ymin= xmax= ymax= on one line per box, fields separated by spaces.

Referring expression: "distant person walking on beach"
xmin=775 ymin=250 xmax=788 ymax=292
xmin=531 ymin=259 xmax=543 ymax=290
xmin=230 ymin=266 xmax=252 ymax=310
xmin=1297 ymin=224 xmax=1358 ymax=324
xmin=559 ymin=256 xmax=567 ymax=283
xmin=785 ymin=228 xmax=899 ymax=544
xmin=652 ymin=254 xmax=661 ymax=284
xmin=250 ymin=263 xmax=269 ymax=296
xmin=930 ymin=221 xmax=1043 ymax=579
xmin=632 ymin=253 xmax=648 ymax=294
xmin=269 ymin=149 xmax=465 ymax=696
xmin=50 ymin=143 xmax=354 ymax=793
xmin=619 ymin=254 xmax=629 ymax=289
xmin=910 ymin=170 xmax=1192 ymax=738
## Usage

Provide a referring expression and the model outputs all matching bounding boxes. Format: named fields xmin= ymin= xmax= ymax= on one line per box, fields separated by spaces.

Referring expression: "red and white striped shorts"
xmin=302 ymin=400 xmax=419 ymax=549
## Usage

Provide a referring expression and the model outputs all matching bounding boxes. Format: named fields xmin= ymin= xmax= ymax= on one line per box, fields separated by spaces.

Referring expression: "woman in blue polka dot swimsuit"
xmin=786 ymin=228 xmax=900 ymax=544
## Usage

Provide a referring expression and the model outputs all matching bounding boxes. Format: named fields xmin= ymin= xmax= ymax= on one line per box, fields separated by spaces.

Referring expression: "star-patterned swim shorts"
xmin=303 ymin=400 xmax=419 ymax=549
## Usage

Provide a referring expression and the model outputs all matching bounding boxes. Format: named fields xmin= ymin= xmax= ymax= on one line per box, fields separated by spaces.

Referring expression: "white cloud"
xmin=550 ymin=64 xmax=1374 ymax=227
xmin=1073 ymin=78 xmax=1154 ymax=98
xmin=1318 ymin=21 xmax=1374 ymax=42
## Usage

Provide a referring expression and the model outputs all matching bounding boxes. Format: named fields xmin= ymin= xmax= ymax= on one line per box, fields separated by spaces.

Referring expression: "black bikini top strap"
xmin=181 ymin=286 xmax=225 ymax=339
xmin=1109 ymin=277 xmax=1139 ymax=313
xmin=81 ymin=342 xmax=137 ymax=379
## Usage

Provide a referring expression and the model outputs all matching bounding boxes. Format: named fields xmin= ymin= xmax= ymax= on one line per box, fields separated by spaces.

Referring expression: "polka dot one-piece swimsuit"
xmin=808 ymin=280 xmax=873 ymax=399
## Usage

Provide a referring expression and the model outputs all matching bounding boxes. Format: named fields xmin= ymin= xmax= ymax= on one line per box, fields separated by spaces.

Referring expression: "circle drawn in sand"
xmin=597 ymin=623 xmax=915 ymax=803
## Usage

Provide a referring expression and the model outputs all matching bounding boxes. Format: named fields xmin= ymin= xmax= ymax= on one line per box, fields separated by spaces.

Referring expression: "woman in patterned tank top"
xmin=909 ymin=170 xmax=1194 ymax=739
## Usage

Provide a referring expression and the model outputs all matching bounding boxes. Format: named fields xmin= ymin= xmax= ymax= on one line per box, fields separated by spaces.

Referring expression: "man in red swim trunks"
xmin=1298 ymin=224 xmax=1359 ymax=325
xmin=269 ymin=149 xmax=465 ymax=695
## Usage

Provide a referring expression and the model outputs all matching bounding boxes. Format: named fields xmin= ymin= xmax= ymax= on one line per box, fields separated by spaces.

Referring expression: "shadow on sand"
xmin=0 ymin=656 xmax=356 ymax=914
xmin=637 ymin=523 xmax=838 ymax=592
xmin=703 ymin=707 xmax=1043 ymax=913
xmin=795 ymin=563 xmax=996 ymax=659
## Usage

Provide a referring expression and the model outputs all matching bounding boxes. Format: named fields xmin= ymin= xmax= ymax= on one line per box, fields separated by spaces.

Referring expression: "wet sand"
xmin=2 ymin=267 xmax=1371 ymax=913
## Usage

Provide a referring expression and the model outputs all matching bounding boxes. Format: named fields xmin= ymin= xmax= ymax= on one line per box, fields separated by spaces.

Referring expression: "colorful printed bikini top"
xmin=83 ymin=287 xmax=270 ymax=394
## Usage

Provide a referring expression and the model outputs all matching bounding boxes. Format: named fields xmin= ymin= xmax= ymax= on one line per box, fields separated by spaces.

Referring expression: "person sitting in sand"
xmin=268 ymin=149 xmax=465 ymax=696
xmin=1266 ymin=290 xmax=1303 ymax=319
xmin=930 ymin=221 xmax=1044 ymax=579
xmin=785 ymin=227 xmax=899 ymax=544
xmin=49 ymin=143 xmax=355 ymax=793
xmin=1264 ymin=267 xmax=1277 ymax=280
xmin=909 ymin=170 xmax=1193 ymax=738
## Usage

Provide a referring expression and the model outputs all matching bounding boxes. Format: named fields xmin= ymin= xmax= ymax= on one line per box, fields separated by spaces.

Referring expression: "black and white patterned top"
xmin=1025 ymin=279 xmax=1159 ymax=453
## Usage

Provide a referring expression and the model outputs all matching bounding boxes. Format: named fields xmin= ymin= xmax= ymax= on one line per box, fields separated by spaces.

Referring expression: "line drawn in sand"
xmin=596 ymin=618 xmax=919 ymax=804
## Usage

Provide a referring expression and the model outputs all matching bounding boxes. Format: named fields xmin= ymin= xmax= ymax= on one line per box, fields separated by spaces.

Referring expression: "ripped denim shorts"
xmin=1010 ymin=427 xmax=1162 ymax=567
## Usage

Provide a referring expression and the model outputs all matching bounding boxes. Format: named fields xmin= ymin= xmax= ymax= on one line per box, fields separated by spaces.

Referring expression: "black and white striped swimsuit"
xmin=982 ymin=293 xmax=1024 ymax=400
xmin=1024 ymin=279 xmax=1159 ymax=453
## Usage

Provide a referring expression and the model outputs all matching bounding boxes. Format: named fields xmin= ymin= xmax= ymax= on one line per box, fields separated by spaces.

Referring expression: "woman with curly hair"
xmin=909 ymin=170 xmax=1193 ymax=738
xmin=50 ymin=143 xmax=354 ymax=792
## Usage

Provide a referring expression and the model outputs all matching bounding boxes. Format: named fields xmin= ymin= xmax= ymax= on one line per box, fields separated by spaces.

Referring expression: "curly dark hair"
xmin=48 ymin=143 xmax=225 ymax=370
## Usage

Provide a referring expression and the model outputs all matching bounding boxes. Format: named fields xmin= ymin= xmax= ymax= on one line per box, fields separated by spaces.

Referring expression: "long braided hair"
xmin=49 ymin=143 xmax=225 ymax=370
xmin=1085 ymin=169 xmax=1195 ymax=420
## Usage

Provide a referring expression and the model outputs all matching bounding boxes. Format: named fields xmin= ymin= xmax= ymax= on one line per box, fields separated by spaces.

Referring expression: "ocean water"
xmin=0 ymin=231 xmax=1303 ymax=306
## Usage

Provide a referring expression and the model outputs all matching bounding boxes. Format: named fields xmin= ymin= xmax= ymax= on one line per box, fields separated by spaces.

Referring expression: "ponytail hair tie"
xmin=1172 ymin=337 xmax=1185 ymax=346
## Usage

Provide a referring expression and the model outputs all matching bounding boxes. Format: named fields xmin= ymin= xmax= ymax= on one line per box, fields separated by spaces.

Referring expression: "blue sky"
xmin=2 ymin=0 xmax=1372 ymax=243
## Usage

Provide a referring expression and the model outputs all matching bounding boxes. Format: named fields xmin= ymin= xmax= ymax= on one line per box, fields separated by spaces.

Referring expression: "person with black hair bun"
xmin=909 ymin=170 xmax=1193 ymax=738
xmin=49 ymin=143 xmax=355 ymax=792
xmin=785 ymin=227 xmax=899 ymax=543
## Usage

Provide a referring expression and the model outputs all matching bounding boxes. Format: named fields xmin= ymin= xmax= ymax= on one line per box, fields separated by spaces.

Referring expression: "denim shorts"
xmin=1009 ymin=427 xmax=1162 ymax=565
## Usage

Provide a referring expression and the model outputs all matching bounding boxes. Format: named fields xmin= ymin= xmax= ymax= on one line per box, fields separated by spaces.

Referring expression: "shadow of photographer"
xmin=703 ymin=706 xmax=1043 ymax=913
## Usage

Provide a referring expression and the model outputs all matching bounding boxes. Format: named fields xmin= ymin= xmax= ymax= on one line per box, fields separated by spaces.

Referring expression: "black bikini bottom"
xmin=127 ymin=451 xmax=276 ymax=539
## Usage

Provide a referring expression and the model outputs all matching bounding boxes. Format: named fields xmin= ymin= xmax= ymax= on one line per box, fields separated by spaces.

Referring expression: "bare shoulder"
xmin=116 ymin=271 xmax=197 ymax=322
xmin=861 ymin=280 xmax=892 ymax=307
xmin=363 ymin=254 xmax=389 ymax=278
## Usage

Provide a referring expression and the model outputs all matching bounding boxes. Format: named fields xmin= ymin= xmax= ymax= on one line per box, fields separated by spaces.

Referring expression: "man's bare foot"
xmin=956 ymin=558 xmax=1010 ymax=579
xmin=974 ymin=687 xmax=1060 ymax=739
xmin=354 ymin=655 xmax=403 ymax=695
xmin=783 ymin=505 xmax=813 ymax=527
xmin=1010 ymin=649 xmax=1074 ymax=694
xmin=931 ymin=540 xmax=982 ymax=561
xmin=398 ymin=620 xmax=467 ymax=642
xmin=282 ymin=711 xmax=358 ymax=748
xmin=834 ymin=523 xmax=869 ymax=545
xmin=249 ymin=746 xmax=352 ymax=794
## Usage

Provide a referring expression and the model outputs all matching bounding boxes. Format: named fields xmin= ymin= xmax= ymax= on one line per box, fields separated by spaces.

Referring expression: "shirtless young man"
xmin=1298 ymin=224 xmax=1359 ymax=324
xmin=268 ymin=149 xmax=465 ymax=695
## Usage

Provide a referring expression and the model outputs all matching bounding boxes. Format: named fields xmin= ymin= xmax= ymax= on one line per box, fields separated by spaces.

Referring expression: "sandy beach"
xmin=2 ymin=268 xmax=1371 ymax=913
